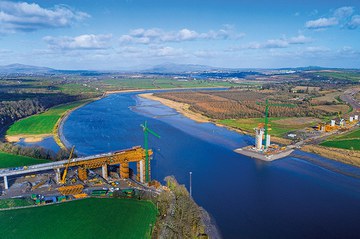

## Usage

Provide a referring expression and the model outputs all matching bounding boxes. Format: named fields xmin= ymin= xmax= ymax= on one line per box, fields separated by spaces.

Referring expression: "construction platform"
xmin=234 ymin=146 xmax=294 ymax=161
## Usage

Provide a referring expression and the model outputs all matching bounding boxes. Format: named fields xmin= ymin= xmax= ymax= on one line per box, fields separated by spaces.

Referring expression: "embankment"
xmin=302 ymin=145 xmax=360 ymax=168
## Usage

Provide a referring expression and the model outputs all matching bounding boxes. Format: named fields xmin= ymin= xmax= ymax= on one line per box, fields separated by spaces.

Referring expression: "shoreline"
xmin=4 ymin=99 xmax=98 ymax=150
xmin=104 ymin=86 xmax=228 ymax=96
xmin=139 ymin=93 xmax=360 ymax=168
xmin=56 ymin=98 xmax=99 ymax=150
xmin=139 ymin=93 xmax=291 ymax=145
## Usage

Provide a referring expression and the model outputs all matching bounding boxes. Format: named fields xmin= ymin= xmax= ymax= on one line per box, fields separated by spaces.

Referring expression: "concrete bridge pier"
xmin=102 ymin=164 xmax=108 ymax=180
xmin=136 ymin=160 xmax=145 ymax=183
xmin=55 ymin=168 xmax=61 ymax=184
xmin=3 ymin=176 xmax=8 ymax=190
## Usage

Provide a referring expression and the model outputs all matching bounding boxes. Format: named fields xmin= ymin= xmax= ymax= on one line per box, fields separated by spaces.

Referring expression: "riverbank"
xmin=140 ymin=93 xmax=210 ymax=123
xmin=302 ymin=145 xmax=360 ymax=168
xmin=5 ymin=99 xmax=96 ymax=150
xmin=139 ymin=93 xmax=291 ymax=145
xmin=139 ymin=93 xmax=360 ymax=168
xmin=55 ymin=98 xmax=98 ymax=149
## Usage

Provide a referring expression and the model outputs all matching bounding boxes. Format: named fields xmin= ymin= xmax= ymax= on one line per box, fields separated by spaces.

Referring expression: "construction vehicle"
xmin=60 ymin=146 xmax=75 ymax=185
xmin=91 ymin=189 xmax=108 ymax=197
xmin=31 ymin=180 xmax=46 ymax=191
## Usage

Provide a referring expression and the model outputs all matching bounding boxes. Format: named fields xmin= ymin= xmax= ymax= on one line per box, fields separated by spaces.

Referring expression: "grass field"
xmin=97 ymin=78 xmax=233 ymax=91
xmin=320 ymin=139 xmax=360 ymax=150
xmin=0 ymin=198 xmax=34 ymax=209
xmin=6 ymin=100 xmax=88 ymax=136
xmin=316 ymin=71 xmax=360 ymax=83
xmin=218 ymin=117 xmax=319 ymax=137
xmin=320 ymin=128 xmax=360 ymax=151
xmin=0 ymin=198 xmax=157 ymax=239
xmin=0 ymin=151 xmax=50 ymax=168
xmin=336 ymin=128 xmax=360 ymax=140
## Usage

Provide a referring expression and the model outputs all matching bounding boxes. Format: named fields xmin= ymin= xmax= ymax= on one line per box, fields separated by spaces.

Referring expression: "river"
xmin=61 ymin=92 xmax=360 ymax=239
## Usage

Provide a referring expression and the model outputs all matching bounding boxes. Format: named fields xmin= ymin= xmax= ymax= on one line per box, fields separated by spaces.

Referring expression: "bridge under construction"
xmin=0 ymin=146 xmax=152 ymax=190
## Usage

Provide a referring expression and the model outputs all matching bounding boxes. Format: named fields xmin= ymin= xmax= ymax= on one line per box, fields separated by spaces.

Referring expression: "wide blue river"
xmin=61 ymin=92 xmax=360 ymax=239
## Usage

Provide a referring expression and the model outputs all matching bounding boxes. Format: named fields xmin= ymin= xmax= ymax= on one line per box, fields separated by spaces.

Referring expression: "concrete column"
xmin=4 ymin=176 xmax=8 ymax=190
xmin=102 ymin=164 xmax=108 ymax=180
xmin=139 ymin=160 xmax=144 ymax=183
xmin=55 ymin=168 xmax=61 ymax=184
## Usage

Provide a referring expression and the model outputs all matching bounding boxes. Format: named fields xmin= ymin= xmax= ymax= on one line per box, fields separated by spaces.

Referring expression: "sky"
xmin=0 ymin=0 xmax=360 ymax=70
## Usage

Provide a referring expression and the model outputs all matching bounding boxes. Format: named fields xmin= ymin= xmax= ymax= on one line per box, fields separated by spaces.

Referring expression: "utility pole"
xmin=189 ymin=171 xmax=192 ymax=197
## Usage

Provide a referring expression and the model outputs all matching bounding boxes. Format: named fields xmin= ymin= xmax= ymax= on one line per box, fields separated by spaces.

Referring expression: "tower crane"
xmin=256 ymin=99 xmax=296 ymax=149
xmin=140 ymin=121 xmax=160 ymax=182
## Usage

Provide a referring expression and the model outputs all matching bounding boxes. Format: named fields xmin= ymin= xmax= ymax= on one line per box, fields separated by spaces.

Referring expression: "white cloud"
xmin=305 ymin=17 xmax=338 ymax=29
xmin=0 ymin=1 xmax=89 ymax=33
xmin=241 ymin=35 xmax=312 ymax=50
xmin=347 ymin=15 xmax=360 ymax=29
xmin=119 ymin=26 xmax=244 ymax=44
xmin=44 ymin=34 xmax=112 ymax=50
xmin=305 ymin=6 xmax=356 ymax=30
xmin=334 ymin=6 xmax=354 ymax=19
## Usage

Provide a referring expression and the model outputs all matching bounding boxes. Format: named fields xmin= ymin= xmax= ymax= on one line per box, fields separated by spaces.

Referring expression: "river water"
xmin=61 ymin=92 xmax=360 ymax=239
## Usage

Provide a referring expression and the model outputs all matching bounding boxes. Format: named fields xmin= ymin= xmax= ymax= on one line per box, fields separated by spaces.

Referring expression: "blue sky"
xmin=0 ymin=0 xmax=360 ymax=70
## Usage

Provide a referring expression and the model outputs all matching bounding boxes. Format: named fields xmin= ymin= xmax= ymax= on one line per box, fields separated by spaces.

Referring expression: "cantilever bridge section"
xmin=0 ymin=146 xmax=152 ymax=190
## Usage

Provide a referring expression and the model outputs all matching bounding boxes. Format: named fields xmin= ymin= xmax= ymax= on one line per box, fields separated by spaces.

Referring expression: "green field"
xmin=0 ymin=198 xmax=34 ymax=209
xmin=316 ymin=71 xmax=360 ymax=83
xmin=336 ymin=128 xmax=360 ymax=140
xmin=6 ymin=101 xmax=88 ymax=136
xmin=0 ymin=151 xmax=50 ymax=168
xmin=97 ymin=78 xmax=234 ymax=91
xmin=320 ymin=128 xmax=360 ymax=150
xmin=218 ymin=117 xmax=312 ymax=137
xmin=320 ymin=139 xmax=360 ymax=150
xmin=0 ymin=198 xmax=157 ymax=239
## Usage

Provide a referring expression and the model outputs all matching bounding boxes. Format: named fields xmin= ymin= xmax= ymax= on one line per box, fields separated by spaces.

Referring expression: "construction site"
xmin=0 ymin=120 xmax=164 ymax=206
xmin=235 ymin=99 xmax=360 ymax=161
xmin=0 ymin=145 xmax=166 ymax=204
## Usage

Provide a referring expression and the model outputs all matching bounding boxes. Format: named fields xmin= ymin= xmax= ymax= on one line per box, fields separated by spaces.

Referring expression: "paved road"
xmin=340 ymin=88 xmax=360 ymax=111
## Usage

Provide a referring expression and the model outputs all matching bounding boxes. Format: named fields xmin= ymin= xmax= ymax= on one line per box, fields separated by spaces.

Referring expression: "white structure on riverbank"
xmin=255 ymin=128 xmax=264 ymax=150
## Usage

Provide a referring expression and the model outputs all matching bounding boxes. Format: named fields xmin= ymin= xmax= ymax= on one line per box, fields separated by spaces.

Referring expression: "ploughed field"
xmin=0 ymin=198 xmax=157 ymax=239
xmin=154 ymin=89 xmax=338 ymax=137
xmin=155 ymin=90 xmax=331 ymax=120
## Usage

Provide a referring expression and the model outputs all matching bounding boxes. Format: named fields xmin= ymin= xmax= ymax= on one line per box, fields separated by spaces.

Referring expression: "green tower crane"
xmin=140 ymin=121 xmax=160 ymax=182
xmin=257 ymin=99 xmax=296 ymax=149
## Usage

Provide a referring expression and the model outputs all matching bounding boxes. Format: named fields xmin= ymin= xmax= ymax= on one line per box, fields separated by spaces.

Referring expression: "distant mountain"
xmin=143 ymin=63 xmax=224 ymax=73
xmin=0 ymin=64 xmax=55 ymax=74
xmin=0 ymin=64 xmax=107 ymax=76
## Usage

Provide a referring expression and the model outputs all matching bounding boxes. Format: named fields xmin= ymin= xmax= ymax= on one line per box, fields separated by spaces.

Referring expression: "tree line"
xmin=0 ymin=142 xmax=75 ymax=161
xmin=0 ymin=94 xmax=85 ymax=134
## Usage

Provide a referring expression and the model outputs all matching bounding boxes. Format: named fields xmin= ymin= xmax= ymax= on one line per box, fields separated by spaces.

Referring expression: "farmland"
xmin=219 ymin=117 xmax=320 ymax=137
xmin=0 ymin=151 xmax=50 ymax=168
xmin=320 ymin=128 xmax=360 ymax=151
xmin=93 ymin=78 xmax=234 ymax=91
xmin=6 ymin=100 xmax=89 ymax=136
xmin=320 ymin=139 xmax=360 ymax=150
xmin=0 ymin=198 xmax=157 ymax=239
xmin=0 ymin=198 xmax=34 ymax=209
xmin=314 ymin=71 xmax=360 ymax=83
xmin=155 ymin=90 xmax=330 ymax=120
